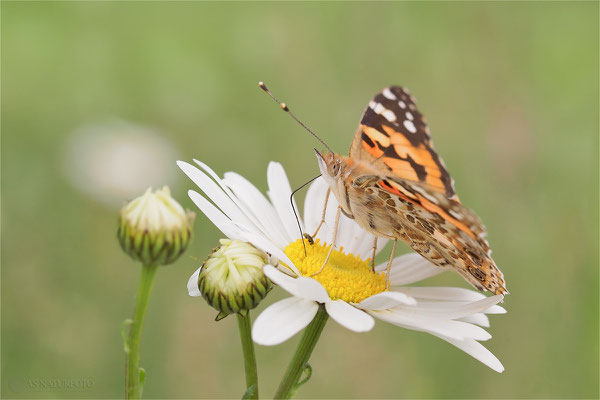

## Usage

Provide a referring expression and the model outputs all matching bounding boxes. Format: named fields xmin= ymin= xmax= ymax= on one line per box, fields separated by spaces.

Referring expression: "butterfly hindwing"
xmin=350 ymin=86 xmax=456 ymax=199
xmin=363 ymin=174 xmax=506 ymax=295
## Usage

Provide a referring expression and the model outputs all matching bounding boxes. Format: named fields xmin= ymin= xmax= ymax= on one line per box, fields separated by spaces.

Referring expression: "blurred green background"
xmin=2 ymin=2 xmax=598 ymax=399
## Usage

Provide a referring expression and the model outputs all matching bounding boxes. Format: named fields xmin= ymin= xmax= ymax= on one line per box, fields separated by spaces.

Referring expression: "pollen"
xmin=284 ymin=238 xmax=387 ymax=303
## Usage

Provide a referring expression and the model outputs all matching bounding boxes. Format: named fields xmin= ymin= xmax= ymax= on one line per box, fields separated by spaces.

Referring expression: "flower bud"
xmin=118 ymin=186 xmax=195 ymax=266
xmin=197 ymin=239 xmax=271 ymax=320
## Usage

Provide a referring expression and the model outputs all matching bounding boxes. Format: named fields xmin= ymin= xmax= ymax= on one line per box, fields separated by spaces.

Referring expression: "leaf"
xmin=289 ymin=363 xmax=312 ymax=398
xmin=121 ymin=319 xmax=133 ymax=353
xmin=139 ymin=367 xmax=146 ymax=397
xmin=297 ymin=363 xmax=313 ymax=387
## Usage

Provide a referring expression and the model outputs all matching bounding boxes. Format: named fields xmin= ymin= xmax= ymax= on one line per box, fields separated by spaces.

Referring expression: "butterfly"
xmin=259 ymin=83 xmax=507 ymax=295
xmin=312 ymin=86 xmax=507 ymax=295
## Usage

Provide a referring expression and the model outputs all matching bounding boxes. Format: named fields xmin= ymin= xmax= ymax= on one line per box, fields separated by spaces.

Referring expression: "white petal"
xmin=264 ymin=265 xmax=329 ymax=303
xmin=193 ymin=159 xmax=238 ymax=199
xmin=393 ymin=295 xmax=504 ymax=320
xmin=334 ymin=213 xmax=363 ymax=254
xmin=458 ymin=313 xmax=490 ymax=327
xmin=223 ymin=171 xmax=289 ymax=249
xmin=188 ymin=190 xmax=242 ymax=239
xmin=317 ymin=184 xmax=342 ymax=244
xmin=483 ymin=305 xmax=507 ymax=314
xmin=252 ymin=297 xmax=318 ymax=345
xmin=187 ymin=268 xmax=201 ymax=296
xmin=263 ymin=265 xmax=298 ymax=288
xmin=193 ymin=159 xmax=253 ymax=216
xmin=347 ymin=229 xmax=374 ymax=259
xmin=355 ymin=291 xmax=417 ymax=310
xmin=338 ymin=216 xmax=388 ymax=258
xmin=178 ymin=161 xmax=253 ymax=228
xmin=353 ymin=235 xmax=389 ymax=261
xmin=378 ymin=253 xmax=445 ymax=285
xmin=303 ymin=177 xmax=328 ymax=234
xmin=267 ymin=162 xmax=304 ymax=242
xmin=370 ymin=309 xmax=491 ymax=341
xmin=432 ymin=334 xmax=504 ymax=373
xmin=293 ymin=277 xmax=331 ymax=303
xmin=398 ymin=286 xmax=486 ymax=302
xmin=239 ymin=231 xmax=299 ymax=275
xmin=325 ymin=300 xmax=375 ymax=332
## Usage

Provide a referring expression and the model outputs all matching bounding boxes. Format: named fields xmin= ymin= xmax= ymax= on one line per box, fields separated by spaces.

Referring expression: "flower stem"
xmin=126 ymin=263 xmax=158 ymax=399
xmin=274 ymin=305 xmax=329 ymax=399
xmin=237 ymin=313 xmax=259 ymax=399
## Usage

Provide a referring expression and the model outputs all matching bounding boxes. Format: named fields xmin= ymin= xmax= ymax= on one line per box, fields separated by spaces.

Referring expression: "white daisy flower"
xmin=179 ymin=159 xmax=506 ymax=373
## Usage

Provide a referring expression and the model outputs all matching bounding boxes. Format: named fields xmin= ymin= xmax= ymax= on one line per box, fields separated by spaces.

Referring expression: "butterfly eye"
xmin=330 ymin=162 xmax=340 ymax=176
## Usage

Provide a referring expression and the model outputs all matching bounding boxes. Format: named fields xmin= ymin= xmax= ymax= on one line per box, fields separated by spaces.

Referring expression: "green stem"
xmin=237 ymin=313 xmax=259 ymax=399
xmin=274 ymin=305 xmax=329 ymax=399
xmin=126 ymin=264 xmax=158 ymax=399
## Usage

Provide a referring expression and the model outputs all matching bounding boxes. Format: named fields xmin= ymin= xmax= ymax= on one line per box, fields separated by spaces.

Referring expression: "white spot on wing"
xmin=405 ymin=112 xmax=413 ymax=121
xmin=398 ymin=101 xmax=406 ymax=109
xmin=382 ymin=109 xmax=396 ymax=122
xmin=372 ymin=102 xmax=397 ymax=122
xmin=383 ymin=88 xmax=397 ymax=100
xmin=404 ymin=120 xmax=417 ymax=133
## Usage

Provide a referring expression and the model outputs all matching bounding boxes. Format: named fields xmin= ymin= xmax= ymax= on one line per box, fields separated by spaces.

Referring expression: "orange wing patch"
xmin=378 ymin=179 xmax=416 ymax=204
xmin=354 ymin=86 xmax=456 ymax=199
xmin=377 ymin=178 xmax=477 ymax=240
xmin=414 ymin=193 xmax=475 ymax=239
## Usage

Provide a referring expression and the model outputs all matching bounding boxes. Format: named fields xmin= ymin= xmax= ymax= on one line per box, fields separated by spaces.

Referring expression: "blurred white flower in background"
xmin=63 ymin=119 xmax=179 ymax=207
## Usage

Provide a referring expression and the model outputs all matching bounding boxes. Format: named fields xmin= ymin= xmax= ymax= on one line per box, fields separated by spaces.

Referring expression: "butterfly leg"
xmin=385 ymin=239 xmax=398 ymax=289
xmin=310 ymin=188 xmax=331 ymax=239
xmin=370 ymin=237 xmax=377 ymax=272
xmin=310 ymin=205 xmax=340 ymax=277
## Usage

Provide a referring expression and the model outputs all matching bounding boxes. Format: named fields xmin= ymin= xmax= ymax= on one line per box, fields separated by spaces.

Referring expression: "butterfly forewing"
xmin=350 ymin=86 xmax=456 ymax=199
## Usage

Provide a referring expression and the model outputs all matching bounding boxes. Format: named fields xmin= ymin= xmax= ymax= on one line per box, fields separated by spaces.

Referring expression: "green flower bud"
xmin=117 ymin=186 xmax=195 ymax=266
xmin=197 ymin=239 xmax=271 ymax=320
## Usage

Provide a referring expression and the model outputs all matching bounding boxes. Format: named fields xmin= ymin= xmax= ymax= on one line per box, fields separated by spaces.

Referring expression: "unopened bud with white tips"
xmin=118 ymin=186 xmax=195 ymax=266
xmin=191 ymin=239 xmax=271 ymax=320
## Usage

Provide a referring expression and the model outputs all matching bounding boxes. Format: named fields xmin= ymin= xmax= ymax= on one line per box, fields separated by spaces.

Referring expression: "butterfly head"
xmin=314 ymin=149 xmax=343 ymax=183
xmin=315 ymin=148 xmax=342 ymax=188
xmin=314 ymin=149 xmax=356 ymax=218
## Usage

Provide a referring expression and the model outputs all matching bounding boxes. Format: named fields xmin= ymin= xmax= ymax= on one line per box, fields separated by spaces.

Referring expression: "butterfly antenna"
xmin=259 ymin=82 xmax=334 ymax=153
xmin=289 ymin=174 xmax=322 ymax=256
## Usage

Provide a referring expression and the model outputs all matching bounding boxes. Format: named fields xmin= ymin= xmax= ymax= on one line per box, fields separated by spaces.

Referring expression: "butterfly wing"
xmin=353 ymin=173 xmax=507 ymax=295
xmin=347 ymin=86 xmax=506 ymax=294
xmin=350 ymin=86 xmax=457 ymax=199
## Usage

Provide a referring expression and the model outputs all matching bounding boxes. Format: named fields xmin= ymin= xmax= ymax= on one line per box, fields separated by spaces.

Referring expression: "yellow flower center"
xmin=284 ymin=238 xmax=387 ymax=303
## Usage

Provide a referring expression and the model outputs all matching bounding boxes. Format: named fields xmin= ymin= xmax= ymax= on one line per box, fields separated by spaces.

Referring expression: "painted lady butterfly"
xmin=261 ymin=83 xmax=507 ymax=295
